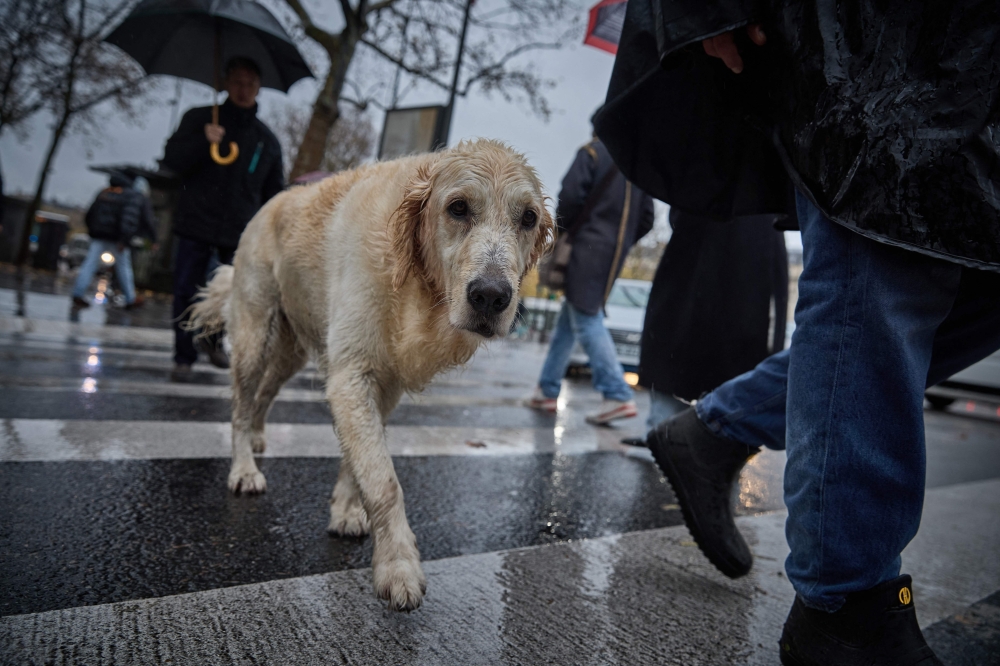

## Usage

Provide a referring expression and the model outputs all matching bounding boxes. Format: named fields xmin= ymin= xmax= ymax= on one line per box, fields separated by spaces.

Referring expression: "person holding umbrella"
xmin=161 ymin=56 xmax=283 ymax=377
xmin=104 ymin=0 xmax=312 ymax=377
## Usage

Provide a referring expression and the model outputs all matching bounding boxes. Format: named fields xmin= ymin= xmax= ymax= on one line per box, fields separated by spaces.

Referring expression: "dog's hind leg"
xmin=328 ymin=462 xmax=370 ymax=536
xmin=326 ymin=365 xmax=424 ymax=611
xmin=226 ymin=273 xmax=300 ymax=494
xmin=248 ymin=313 xmax=307 ymax=454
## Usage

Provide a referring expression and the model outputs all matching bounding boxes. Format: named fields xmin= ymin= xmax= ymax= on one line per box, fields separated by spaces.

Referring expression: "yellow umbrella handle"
xmin=211 ymin=141 xmax=239 ymax=165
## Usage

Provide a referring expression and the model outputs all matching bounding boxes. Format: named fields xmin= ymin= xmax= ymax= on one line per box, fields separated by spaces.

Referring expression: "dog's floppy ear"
xmin=524 ymin=206 xmax=556 ymax=277
xmin=391 ymin=164 xmax=433 ymax=291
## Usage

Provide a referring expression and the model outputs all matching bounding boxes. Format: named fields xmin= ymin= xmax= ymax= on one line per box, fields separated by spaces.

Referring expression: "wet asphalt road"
xmin=1 ymin=455 xmax=680 ymax=616
xmin=2 ymin=274 xmax=1000 ymax=665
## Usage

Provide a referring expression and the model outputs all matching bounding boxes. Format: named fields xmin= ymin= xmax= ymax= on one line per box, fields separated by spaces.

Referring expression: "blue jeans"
xmin=696 ymin=192 xmax=1000 ymax=611
xmin=72 ymin=239 xmax=136 ymax=305
xmin=538 ymin=301 xmax=634 ymax=402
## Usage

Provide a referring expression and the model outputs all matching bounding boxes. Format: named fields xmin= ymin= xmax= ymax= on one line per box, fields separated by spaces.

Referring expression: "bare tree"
xmin=0 ymin=0 xmax=66 ymax=136
xmin=267 ymin=101 xmax=377 ymax=179
xmin=278 ymin=0 xmax=578 ymax=179
xmin=8 ymin=0 xmax=154 ymax=267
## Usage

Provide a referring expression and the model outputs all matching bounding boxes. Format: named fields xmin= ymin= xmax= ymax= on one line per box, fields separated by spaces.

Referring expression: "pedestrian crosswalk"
xmin=1 ymin=292 xmax=999 ymax=664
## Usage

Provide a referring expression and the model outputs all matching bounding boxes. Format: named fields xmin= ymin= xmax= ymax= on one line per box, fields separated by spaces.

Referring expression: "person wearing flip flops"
xmin=525 ymin=132 xmax=654 ymax=425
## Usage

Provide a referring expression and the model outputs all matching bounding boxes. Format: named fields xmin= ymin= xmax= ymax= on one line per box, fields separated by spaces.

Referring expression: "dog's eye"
xmin=521 ymin=209 xmax=537 ymax=229
xmin=448 ymin=200 xmax=468 ymax=218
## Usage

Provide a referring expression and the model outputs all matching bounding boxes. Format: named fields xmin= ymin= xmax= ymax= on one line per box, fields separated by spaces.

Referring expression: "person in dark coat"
xmin=640 ymin=209 xmax=788 ymax=426
xmin=595 ymin=2 xmax=1000 ymax=664
xmin=525 ymin=136 xmax=654 ymax=425
xmin=71 ymin=171 xmax=156 ymax=310
xmin=162 ymin=56 xmax=284 ymax=376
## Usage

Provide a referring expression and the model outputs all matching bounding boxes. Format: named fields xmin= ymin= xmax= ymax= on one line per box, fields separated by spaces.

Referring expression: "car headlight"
xmin=100 ymin=252 xmax=115 ymax=265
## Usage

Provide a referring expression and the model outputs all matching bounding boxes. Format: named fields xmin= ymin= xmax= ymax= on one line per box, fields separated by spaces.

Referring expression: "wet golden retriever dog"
xmin=188 ymin=139 xmax=552 ymax=610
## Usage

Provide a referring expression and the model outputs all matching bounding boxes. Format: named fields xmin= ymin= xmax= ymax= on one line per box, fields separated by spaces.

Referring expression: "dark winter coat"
xmin=558 ymin=139 xmax=655 ymax=316
xmin=162 ymin=99 xmax=283 ymax=249
xmin=639 ymin=209 xmax=788 ymax=400
xmin=594 ymin=0 xmax=1000 ymax=272
xmin=85 ymin=173 xmax=156 ymax=243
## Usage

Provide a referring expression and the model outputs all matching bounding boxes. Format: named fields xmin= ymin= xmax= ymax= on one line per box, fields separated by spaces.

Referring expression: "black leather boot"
xmin=646 ymin=407 xmax=760 ymax=578
xmin=779 ymin=574 xmax=944 ymax=666
xmin=195 ymin=336 xmax=230 ymax=369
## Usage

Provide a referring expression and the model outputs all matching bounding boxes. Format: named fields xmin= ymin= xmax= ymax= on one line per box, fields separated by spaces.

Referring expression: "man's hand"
xmin=702 ymin=24 xmax=766 ymax=74
xmin=204 ymin=123 xmax=226 ymax=144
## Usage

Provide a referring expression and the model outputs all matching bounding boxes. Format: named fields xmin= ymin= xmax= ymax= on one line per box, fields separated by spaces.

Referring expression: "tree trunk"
xmin=289 ymin=38 xmax=358 ymax=180
xmin=15 ymin=111 xmax=70 ymax=269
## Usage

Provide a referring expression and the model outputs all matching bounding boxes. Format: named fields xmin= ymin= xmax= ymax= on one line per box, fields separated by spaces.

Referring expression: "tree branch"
xmin=69 ymin=75 xmax=149 ymax=116
xmin=339 ymin=0 xmax=360 ymax=30
xmin=283 ymin=0 xmax=340 ymax=50
xmin=365 ymin=0 xmax=405 ymax=16
xmin=359 ymin=37 xmax=450 ymax=90
xmin=460 ymin=41 xmax=561 ymax=94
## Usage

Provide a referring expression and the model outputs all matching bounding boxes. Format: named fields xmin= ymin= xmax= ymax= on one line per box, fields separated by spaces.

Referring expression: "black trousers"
xmin=172 ymin=236 xmax=235 ymax=365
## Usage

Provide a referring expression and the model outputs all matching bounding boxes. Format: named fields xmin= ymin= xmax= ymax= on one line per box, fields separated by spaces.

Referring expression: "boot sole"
xmin=648 ymin=432 xmax=751 ymax=579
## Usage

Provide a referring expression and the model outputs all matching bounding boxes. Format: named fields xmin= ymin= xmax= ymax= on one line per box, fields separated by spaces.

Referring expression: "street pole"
xmin=436 ymin=0 xmax=472 ymax=149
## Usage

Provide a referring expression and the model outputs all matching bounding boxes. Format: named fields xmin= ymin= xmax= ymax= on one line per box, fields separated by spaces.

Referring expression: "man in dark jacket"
xmin=162 ymin=56 xmax=283 ymax=376
xmin=525 ymin=136 xmax=654 ymax=425
xmin=72 ymin=171 xmax=156 ymax=310
xmin=596 ymin=3 xmax=1000 ymax=664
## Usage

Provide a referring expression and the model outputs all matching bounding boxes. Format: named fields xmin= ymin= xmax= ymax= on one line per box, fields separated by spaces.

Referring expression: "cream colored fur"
xmin=187 ymin=139 xmax=553 ymax=611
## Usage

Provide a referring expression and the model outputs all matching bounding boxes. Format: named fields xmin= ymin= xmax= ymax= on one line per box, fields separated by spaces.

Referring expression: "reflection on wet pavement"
xmin=1 ymin=268 xmax=999 ymax=664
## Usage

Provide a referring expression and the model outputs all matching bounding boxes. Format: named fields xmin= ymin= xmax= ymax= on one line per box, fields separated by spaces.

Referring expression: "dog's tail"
xmin=183 ymin=264 xmax=234 ymax=339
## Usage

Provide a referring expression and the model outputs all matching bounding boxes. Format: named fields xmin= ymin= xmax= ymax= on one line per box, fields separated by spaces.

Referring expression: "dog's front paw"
xmin=328 ymin=501 xmax=370 ymax=536
xmin=373 ymin=557 xmax=426 ymax=611
xmin=228 ymin=465 xmax=267 ymax=494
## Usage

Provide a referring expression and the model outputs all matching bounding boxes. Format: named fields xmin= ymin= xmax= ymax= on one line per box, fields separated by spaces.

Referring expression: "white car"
xmin=924 ymin=349 xmax=1000 ymax=410
xmin=568 ymin=278 xmax=651 ymax=373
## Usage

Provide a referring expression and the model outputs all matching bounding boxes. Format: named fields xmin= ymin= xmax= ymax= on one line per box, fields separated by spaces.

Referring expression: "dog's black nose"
xmin=467 ymin=277 xmax=512 ymax=314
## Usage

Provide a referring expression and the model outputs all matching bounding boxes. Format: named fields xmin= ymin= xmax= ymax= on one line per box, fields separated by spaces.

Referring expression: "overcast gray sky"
xmin=0 ymin=0 xmax=798 ymax=249
xmin=1 ymin=3 xmax=616 ymax=205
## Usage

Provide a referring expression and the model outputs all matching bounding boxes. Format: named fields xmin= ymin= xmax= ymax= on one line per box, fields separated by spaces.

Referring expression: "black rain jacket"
xmin=162 ymin=99 xmax=283 ymax=249
xmin=85 ymin=173 xmax=157 ymax=243
xmin=559 ymin=139 xmax=656 ymax=315
xmin=639 ymin=208 xmax=788 ymax=400
xmin=594 ymin=0 xmax=1000 ymax=272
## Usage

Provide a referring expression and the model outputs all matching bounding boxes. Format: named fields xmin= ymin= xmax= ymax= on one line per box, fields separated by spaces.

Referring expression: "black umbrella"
xmin=106 ymin=0 xmax=312 ymax=164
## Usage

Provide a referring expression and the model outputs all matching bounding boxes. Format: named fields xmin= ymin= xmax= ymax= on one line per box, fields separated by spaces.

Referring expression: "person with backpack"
xmin=72 ymin=171 xmax=156 ymax=310
xmin=525 ymin=133 xmax=655 ymax=425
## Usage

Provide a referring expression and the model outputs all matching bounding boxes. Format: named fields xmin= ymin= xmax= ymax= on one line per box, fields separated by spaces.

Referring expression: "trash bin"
xmin=33 ymin=217 xmax=69 ymax=271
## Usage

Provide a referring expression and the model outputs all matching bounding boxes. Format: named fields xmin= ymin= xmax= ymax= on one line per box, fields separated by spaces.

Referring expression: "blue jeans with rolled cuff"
xmin=538 ymin=301 xmax=634 ymax=403
xmin=694 ymin=191 xmax=1000 ymax=612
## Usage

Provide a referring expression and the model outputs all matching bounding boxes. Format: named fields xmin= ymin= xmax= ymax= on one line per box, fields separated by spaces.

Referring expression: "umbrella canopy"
xmin=105 ymin=0 xmax=312 ymax=93
xmin=584 ymin=0 xmax=627 ymax=55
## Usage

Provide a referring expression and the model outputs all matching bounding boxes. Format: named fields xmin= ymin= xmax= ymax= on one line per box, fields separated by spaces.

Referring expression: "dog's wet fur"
xmin=188 ymin=140 xmax=553 ymax=610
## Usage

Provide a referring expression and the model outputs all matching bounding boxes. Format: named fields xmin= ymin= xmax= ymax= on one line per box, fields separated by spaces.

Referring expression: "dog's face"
xmin=391 ymin=140 xmax=553 ymax=338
